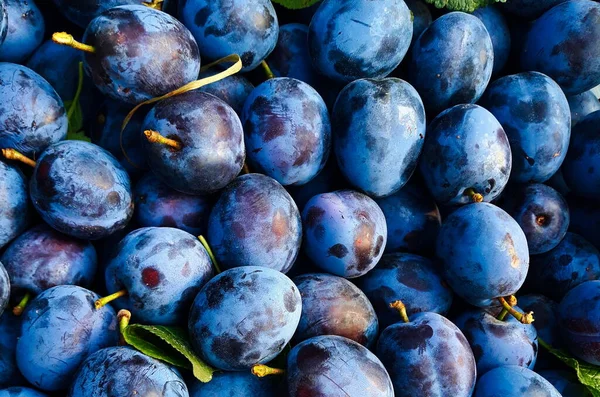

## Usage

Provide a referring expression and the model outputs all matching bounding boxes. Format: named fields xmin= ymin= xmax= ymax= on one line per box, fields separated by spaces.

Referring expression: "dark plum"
xmin=0 ymin=161 xmax=30 ymax=249
xmin=52 ymin=0 xmax=169 ymax=28
xmin=473 ymin=366 xmax=561 ymax=397
xmin=29 ymin=141 xmax=133 ymax=240
xmin=0 ymin=388 xmax=48 ymax=397
xmin=198 ymin=70 xmax=254 ymax=117
xmin=332 ymin=78 xmax=426 ymax=197
xmin=268 ymin=23 xmax=319 ymax=87
xmin=189 ymin=371 xmax=282 ymax=397
xmin=538 ymin=369 xmax=593 ymax=397
xmin=0 ymin=0 xmax=5 ymax=46
xmin=207 ymin=174 xmax=301 ymax=273
xmin=405 ymin=0 xmax=432 ymax=46
xmin=568 ymin=196 xmax=600 ymax=250
xmin=0 ymin=262 xmax=8 ymax=317
xmin=302 ymin=190 xmax=387 ymax=278
xmin=567 ymin=90 xmax=600 ymax=128
xmin=501 ymin=0 xmax=566 ymax=19
xmin=287 ymin=335 xmax=394 ymax=397
xmin=518 ymin=294 xmax=562 ymax=369
xmin=188 ymin=266 xmax=301 ymax=370
xmin=0 ymin=313 xmax=24 ymax=388
xmin=0 ymin=0 xmax=44 ymax=63
xmin=472 ymin=6 xmax=511 ymax=76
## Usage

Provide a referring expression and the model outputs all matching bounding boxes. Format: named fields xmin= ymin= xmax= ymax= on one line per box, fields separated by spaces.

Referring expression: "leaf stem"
xmin=12 ymin=292 xmax=31 ymax=316
xmin=198 ymin=235 xmax=221 ymax=274
xmin=117 ymin=309 xmax=131 ymax=346
xmin=67 ymin=62 xmax=84 ymax=122
xmin=95 ymin=289 xmax=128 ymax=310
xmin=260 ymin=60 xmax=275 ymax=80
xmin=389 ymin=300 xmax=410 ymax=323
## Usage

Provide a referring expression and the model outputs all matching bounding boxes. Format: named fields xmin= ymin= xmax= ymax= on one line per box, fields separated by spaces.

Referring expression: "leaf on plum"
xmin=271 ymin=0 xmax=322 ymax=10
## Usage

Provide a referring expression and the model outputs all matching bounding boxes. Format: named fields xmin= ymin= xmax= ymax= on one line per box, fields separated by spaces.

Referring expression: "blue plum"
xmin=134 ymin=173 xmax=213 ymax=236
xmin=499 ymin=183 xmax=569 ymax=254
xmin=558 ymin=280 xmax=600 ymax=365
xmin=405 ymin=0 xmax=432 ymax=45
xmin=0 ymin=63 xmax=67 ymax=157
xmin=0 ymin=262 xmax=7 ymax=317
xmin=501 ymin=0 xmax=566 ymax=19
xmin=82 ymin=5 xmax=200 ymax=104
xmin=179 ymin=0 xmax=278 ymax=71
xmin=1 ymin=224 xmax=97 ymax=296
xmin=0 ymin=1 xmax=6 ymax=46
xmin=567 ymin=90 xmax=600 ymax=128
xmin=436 ymin=203 xmax=529 ymax=307
xmin=357 ymin=253 xmax=453 ymax=329
xmin=568 ymin=196 xmax=600 ymax=250
xmin=30 ymin=141 xmax=133 ymax=240
xmin=479 ymin=72 xmax=571 ymax=183
xmin=308 ymin=0 xmax=412 ymax=83
xmin=52 ymin=0 xmax=170 ymax=28
xmin=68 ymin=347 xmax=188 ymax=397
xmin=0 ymin=0 xmax=44 ymax=63
xmin=0 ymin=313 xmax=24 ymax=388
xmin=287 ymin=335 xmax=394 ymax=397
xmin=538 ymin=369 xmax=593 ymax=397
xmin=521 ymin=0 xmax=600 ymax=95
xmin=0 ymin=160 xmax=29 ymax=249
xmin=419 ymin=104 xmax=512 ymax=206
xmin=16 ymin=285 xmax=118 ymax=391
xmin=188 ymin=266 xmax=302 ymax=370
xmin=377 ymin=312 xmax=477 ymax=397
xmin=268 ymin=23 xmax=319 ymax=88
xmin=198 ymin=70 xmax=254 ymax=116
xmin=519 ymin=294 xmax=562 ymax=370
xmin=142 ymin=91 xmax=244 ymax=195
xmin=408 ymin=12 xmax=493 ymax=115
xmin=105 ymin=227 xmax=213 ymax=325
xmin=189 ymin=369 xmax=282 ymax=397
xmin=243 ymin=77 xmax=330 ymax=186
xmin=0 ymin=388 xmax=47 ymax=397
xmin=293 ymin=273 xmax=378 ymax=347
xmin=332 ymin=78 xmax=426 ymax=197
xmin=207 ymin=173 xmax=301 ymax=273
xmin=302 ymin=190 xmax=387 ymax=278
xmin=472 ymin=6 xmax=511 ymax=76
xmin=473 ymin=366 xmax=561 ymax=397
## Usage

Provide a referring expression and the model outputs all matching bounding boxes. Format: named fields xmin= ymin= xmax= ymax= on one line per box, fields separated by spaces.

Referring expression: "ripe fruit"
xmin=472 ymin=6 xmax=510 ymax=76
xmin=473 ymin=366 xmax=561 ymax=397
xmin=0 ymin=0 xmax=44 ymax=63
xmin=189 ymin=371 xmax=282 ymax=396
xmin=518 ymin=294 xmax=562 ymax=369
xmin=0 ymin=387 xmax=48 ymax=397
xmin=268 ymin=23 xmax=319 ymax=88
xmin=0 ymin=262 xmax=8 ymax=317
xmin=52 ymin=0 xmax=167 ymax=28
xmin=0 ymin=313 xmax=24 ymax=388
xmin=567 ymin=90 xmax=600 ymax=127
xmin=198 ymin=71 xmax=254 ymax=117
xmin=0 ymin=161 xmax=30 ymax=250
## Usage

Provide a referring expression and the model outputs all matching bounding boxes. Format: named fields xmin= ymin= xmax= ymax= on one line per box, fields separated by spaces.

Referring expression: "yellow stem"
xmin=198 ymin=235 xmax=221 ymax=274
xmin=464 ymin=188 xmax=483 ymax=203
xmin=142 ymin=0 xmax=164 ymax=10
xmin=260 ymin=60 xmax=275 ymax=80
xmin=13 ymin=292 xmax=31 ymax=316
xmin=95 ymin=289 xmax=128 ymax=310
xmin=52 ymin=32 xmax=96 ymax=54
xmin=498 ymin=296 xmax=534 ymax=324
xmin=251 ymin=364 xmax=285 ymax=377
xmin=389 ymin=300 xmax=410 ymax=323
xmin=1 ymin=149 xmax=36 ymax=167
xmin=144 ymin=130 xmax=182 ymax=150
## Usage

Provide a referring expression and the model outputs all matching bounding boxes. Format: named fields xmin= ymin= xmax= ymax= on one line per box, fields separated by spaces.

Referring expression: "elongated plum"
xmin=0 ymin=0 xmax=44 ymax=63
xmin=268 ymin=23 xmax=319 ymax=87
xmin=0 ymin=161 xmax=30 ymax=249
xmin=474 ymin=366 xmax=561 ymax=397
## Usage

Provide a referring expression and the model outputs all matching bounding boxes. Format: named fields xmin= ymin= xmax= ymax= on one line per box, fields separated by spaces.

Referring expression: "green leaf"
xmin=270 ymin=0 xmax=321 ymax=10
xmin=424 ymin=0 xmax=506 ymax=12
xmin=539 ymin=338 xmax=600 ymax=396
xmin=122 ymin=324 xmax=216 ymax=383
xmin=63 ymin=99 xmax=88 ymax=142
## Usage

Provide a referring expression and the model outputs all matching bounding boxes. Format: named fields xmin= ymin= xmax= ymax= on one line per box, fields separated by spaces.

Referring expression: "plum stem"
xmin=1 ymin=149 xmax=36 ymax=167
xmin=251 ymin=364 xmax=285 ymax=377
xmin=12 ymin=292 xmax=31 ymax=316
xmin=536 ymin=215 xmax=547 ymax=226
xmin=389 ymin=300 xmax=410 ymax=323
xmin=117 ymin=309 xmax=131 ymax=346
xmin=241 ymin=163 xmax=251 ymax=175
xmin=52 ymin=32 xmax=96 ymax=54
xmin=496 ymin=295 xmax=517 ymax=321
xmin=497 ymin=296 xmax=534 ymax=324
xmin=95 ymin=289 xmax=128 ymax=310
xmin=144 ymin=130 xmax=182 ymax=151
xmin=260 ymin=61 xmax=275 ymax=80
xmin=464 ymin=188 xmax=483 ymax=203
xmin=67 ymin=62 xmax=84 ymax=122
xmin=198 ymin=235 xmax=221 ymax=274
xmin=142 ymin=0 xmax=164 ymax=10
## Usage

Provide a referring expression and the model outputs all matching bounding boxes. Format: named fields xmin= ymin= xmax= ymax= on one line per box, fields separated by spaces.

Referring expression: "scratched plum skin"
xmin=287 ymin=335 xmax=394 ymax=397
xmin=242 ymin=77 xmax=331 ymax=186
xmin=472 ymin=6 xmax=511 ymax=76
xmin=0 ymin=160 xmax=30 ymax=249
xmin=82 ymin=5 xmax=201 ymax=104
xmin=67 ymin=347 xmax=188 ymax=397
xmin=332 ymin=78 xmax=426 ymax=197
xmin=104 ymin=227 xmax=214 ymax=325
xmin=179 ymin=0 xmax=278 ymax=71
xmin=567 ymin=90 xmax=600 ymax=128
xmin=0 ymin=63 xmax=67 ymax=157
xmin=188 ymin=266 xmax=302 ymax=371
xmin=308 ymin=0 xmax=412 ymax=83
xmin=189 ymin=371 xmax=282 ymax=397
xmin=29 ymin=141 xmax=134 ymax=240
xmin=357 ymin=253 xmax=453 ymax=330
xmin=198 ymin=70 xmax=254 ymax=117
xmin=52 ymin=0 xmax=169 ymax=28
xmin=207 ymin=173 xmax=302 ymax=274
xmin=436 ymin=203 xmax=529 ymax=307
xmin=408 ymin=12 xmax=493 ymax=116
xmin=1 ymin=224 xmax=97 ymax=296
xmin=0 ymin=313 xmax=25 ymax=388
xmin=418 ymin=104 xmax=512 ymax=206
xmin=377 ymin=312 xmax=477 ymax=397
xmin=0 ymin=262 xmax=8 ymax=317
xmin=474 ymin=366 xmax=561 ymax=397
xmin=142 ymin=91 xmax=245 ymax=195
xmin=0 ymin=0 xmax=44 ymax=63
xmin=292 ymin=273 xmax=379 ymax=347
xmin=479 ymin=72 xmax=571 ymax=183
xmin=0 ymin=388 xmax=48 ymax=397
xmin=16 ymin=285 xmax=118 ymax=392
xmin=302 ymin=190 xmax=387 ymax=278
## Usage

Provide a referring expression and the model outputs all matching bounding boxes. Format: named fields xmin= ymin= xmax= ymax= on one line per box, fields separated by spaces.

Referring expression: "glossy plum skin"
xmin=134 ymin=173 xmax=213 ymax=236
xmin=0 ymin=314 xmax=25 ymax=388
xmin=188 ymin=266 xmax=302 ymax=371
xmin=0 ymin=388 xmax=48 ymax=397
xmin=499 ymin=183 xmax=569 ymax=254
xmin=419 ymin=104 xmax=512 ymax=206
xmin=83 ymin=5 xmax=201 ymax=104
xmin=558 ymin=280 xmax=600 ymax=365
xmin=0 ymin=0 xmax=44 ymax=63
xmin=518 ymin=294 xmax=561 ymax=369
xmin=16 ymin=285 xmax=118 ymax=391
xmin=568 ymin=196 xmax=600 ymax=250
xmin=538 ymin=369 xmax=593 ymax=397
xmin=308 ymin=0 xmax=412 ymax=83
xmin=562 ymin=110 xmax=600 ymax=199
xmin=105 ymin=227 xmax=214 ymax=325
xmin=142 ymin=91 xmax=245 ymax=195
xmin=189 ymin=369 xmax=282 ymax=397
xmin=207 ymin=174 xmax=301 ymax=273
xmin=68 ymin=347 xmax=188 ymax=397
xmin=501 ymin=0 xmax=566 ymax=19
xmin=357 ymin=253 xmax=453 ymax=329
xmin=0 ymin=262 xmax=8 ymax=317
xmin=436 ymin=203 xmax=529 ymax=307
xmin=521 ymin=0 xmax=600 ymax=95
xmin=0 ymin=63 xmax=67 ymax=157
xmin=198 ymin=71 xmax=254 ymax=117
xmin=287 ymin=335 xmax=393 ymax=397
xmin=0 ymin=161 xmax=30 ymax=249
xmin=242 ymin=78 xmax=331 ymax=186
xmin=1 ymin=224 xmax=97 ymax=295
xmin=268 ymin=24 xmax=319 ymax=88
xmin=302 ymin=190 xmax=387 ymax=278
xmin=52 ymin=0 xmax=168 ymax=28
xmin=472 ymin=6 xmax=511 ymax=76
xmin=408 ymin=12 xmax=493 ymax=116
xmin=567 ymin=90 xmax=600 ymax=128
xmin=473 ymin=366 xmax=561 ymax=397
xmin=333 ymin=78 xmax=426 ymax=197
xmin=293 ymin=273 xmax=378 ymax=347
xmin=377 ymin=312 xmax=477 ymax=397
xmin=30 ymin=141 xmax=134 ymax=240
xmin=179 ymin=0 xmax=278 ymax=71
xmin=479 ymin=72 xmax=571 ymax=183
